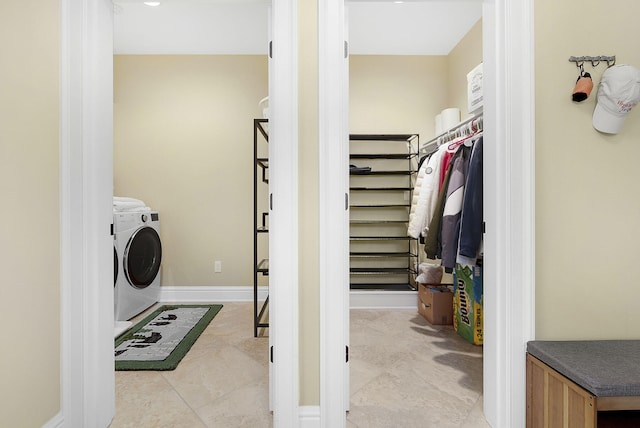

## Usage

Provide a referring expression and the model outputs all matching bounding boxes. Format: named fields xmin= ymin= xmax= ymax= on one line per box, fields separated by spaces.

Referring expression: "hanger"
xmin=447 ymin=133 xmax=476 ymax=150
xmin=430 ymin=114 xmax=483 ymax=150
xmin=445 ymin=117 xmax=483 ymax=150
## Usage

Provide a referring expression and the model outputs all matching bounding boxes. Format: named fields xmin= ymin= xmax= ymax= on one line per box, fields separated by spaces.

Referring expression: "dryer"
xmin=114 ymin=210 xmax=162 ymax=321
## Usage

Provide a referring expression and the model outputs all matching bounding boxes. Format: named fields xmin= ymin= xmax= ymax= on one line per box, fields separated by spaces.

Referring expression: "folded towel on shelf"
xmin=115 ymin=205 xmax=151 ymax=213
xmin=114 ymin=196 xmax=145 ymax=205
xmin=113 ymin=196 xmax=150 ymax=212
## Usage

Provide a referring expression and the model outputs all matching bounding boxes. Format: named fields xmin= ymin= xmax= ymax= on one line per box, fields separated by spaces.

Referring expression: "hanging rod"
xmin=568 ymin=56 xmax=616 ymax=68
xmin=421 ymin=113 xmax=483 ymax=154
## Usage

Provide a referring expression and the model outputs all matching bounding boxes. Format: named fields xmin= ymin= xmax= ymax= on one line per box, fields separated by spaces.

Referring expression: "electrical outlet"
xmin=214 ymin=260 xmax=222 ymax=273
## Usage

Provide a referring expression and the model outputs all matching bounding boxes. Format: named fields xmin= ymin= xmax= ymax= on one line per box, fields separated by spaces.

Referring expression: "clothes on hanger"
xmin=457 ymin=137 xmax=484 ymax=266
xmin=423 ymin=146 xmax=463 ymax=260
xmin=420 ymin=133 xmax=483 ymax=270
xmin=411 ymin=114 xmax=484 ymax=269
xmin=408 ymin=143 xmax=447 ymax=239
xmin=409 ymin=131 xmax=472 ymax=240
xmin=440 ymin=144 xmax=471 ymax=272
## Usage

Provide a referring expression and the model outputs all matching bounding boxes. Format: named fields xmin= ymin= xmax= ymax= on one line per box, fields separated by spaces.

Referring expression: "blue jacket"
xmin=457 ymin=137 xmax=483 ymax=265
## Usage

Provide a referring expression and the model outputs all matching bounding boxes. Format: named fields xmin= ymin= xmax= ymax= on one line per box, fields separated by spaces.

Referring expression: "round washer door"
xmin=114 ymin=246 xmax=118 ymax=287
xmin=124 ymin=226 xmax=162 ymax=289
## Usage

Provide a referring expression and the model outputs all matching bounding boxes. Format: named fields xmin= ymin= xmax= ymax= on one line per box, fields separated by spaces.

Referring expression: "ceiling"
xmin=113 ymin=0 xmax=482 ymax=56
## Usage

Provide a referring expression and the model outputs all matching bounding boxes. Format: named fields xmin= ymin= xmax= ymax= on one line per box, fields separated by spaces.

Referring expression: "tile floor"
xmin=110 ymin=302 xmax=490 ymax=428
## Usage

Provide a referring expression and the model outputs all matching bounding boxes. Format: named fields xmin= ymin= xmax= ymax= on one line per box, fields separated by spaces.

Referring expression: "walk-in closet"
xmin=346 ymin=1 xmax=487 ymax=425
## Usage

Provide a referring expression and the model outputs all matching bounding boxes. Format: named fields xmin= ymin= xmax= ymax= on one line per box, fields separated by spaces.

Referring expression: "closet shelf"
xmin=258 ymin=212 xmax=268 ymax=230
xmin=350 ymin=220 xmax=409 ymax=225
xmin=350 ymin=267 xmax=417 ymax=274
xmin=349 ymin=268 xmax=415 ymax=276
xmin=349 ymin=170 xmax=414 ymax=176
xmin=350 ymin=236 xmax=414 ymax=241
xmin=257 ymin=258 xmax=269 ymax=275
xmin=350 ymin=134 xmax=418 ymax=141
xmin=350 ymin=153 xmax=417 ymax=160
xmin=350 ymin=186 xmax=412 ymax=191
xmin=255 ymin=295 xmax=269 ymax=330
xmin=254 ymin=118 xmax=269 ymax=336
xmin=350 ymin=203 xmax=411 ymax=208
xmin=350 ymin=283 xmax=417 ymax=291
xmin=257 ymin=159 xmax=268 ymax=184
xmin=349 ymin=133 xmax=419 ymax=292
xmin=350 ymin=251 xmax=417 ymax=258
xmin=255 ymin=118 xmax=269 ymax=142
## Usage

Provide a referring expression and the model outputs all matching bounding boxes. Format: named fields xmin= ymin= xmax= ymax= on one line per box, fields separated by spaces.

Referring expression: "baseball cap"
xmin=592 ymin=64 xmax=640 ymax=134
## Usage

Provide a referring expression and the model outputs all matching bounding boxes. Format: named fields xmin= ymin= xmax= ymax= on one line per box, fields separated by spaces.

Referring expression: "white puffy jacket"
xmin=407 ymin=146 xmax=445 ymax=239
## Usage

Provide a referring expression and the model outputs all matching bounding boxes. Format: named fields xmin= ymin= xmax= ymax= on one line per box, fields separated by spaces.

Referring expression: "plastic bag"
xmin=416 ymin=262 xmax=443 ymax=285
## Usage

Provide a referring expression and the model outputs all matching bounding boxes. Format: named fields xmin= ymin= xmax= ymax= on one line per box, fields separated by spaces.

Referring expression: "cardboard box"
xmin=453 ymin=263 xmax=483 ymax=345
xmin=418 ymin=284 xmax=453 ymax=325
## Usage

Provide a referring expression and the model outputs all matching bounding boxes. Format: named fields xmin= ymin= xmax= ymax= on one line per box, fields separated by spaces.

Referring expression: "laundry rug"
xmin=115 ymin=304 xmax=222 ymax=371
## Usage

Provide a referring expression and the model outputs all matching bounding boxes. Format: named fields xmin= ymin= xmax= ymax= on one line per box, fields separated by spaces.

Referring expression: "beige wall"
xmin=114 ymin=55 xmax=268 ymax=287
xmin=535 ymin=1 xmax=640 ymax=339
xmin=0 ymin=1 xmax=61 ymax=426
xmin=349 ymin=19 xmax=483 ymax=144
xmin=350 ymin=55 xmax=448 ymax=141
xmin=447 ymin=20 xmax=483 ymax=120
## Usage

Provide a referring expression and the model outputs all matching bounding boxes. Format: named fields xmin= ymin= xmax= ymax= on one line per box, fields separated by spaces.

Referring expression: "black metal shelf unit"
xmin=254 ymin=119 xmax=269 ymax=337
xmin=349 ymin=134 xmax=419 ymax=291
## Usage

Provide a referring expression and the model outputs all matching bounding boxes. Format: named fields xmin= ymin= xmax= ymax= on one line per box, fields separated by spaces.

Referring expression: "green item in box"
xmin=453 ymin=263 xmax=483 ymax=345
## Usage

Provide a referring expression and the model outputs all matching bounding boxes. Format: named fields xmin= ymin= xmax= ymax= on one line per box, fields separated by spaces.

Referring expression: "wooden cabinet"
xmin=526 ymin=354 xmax=596 ymax=428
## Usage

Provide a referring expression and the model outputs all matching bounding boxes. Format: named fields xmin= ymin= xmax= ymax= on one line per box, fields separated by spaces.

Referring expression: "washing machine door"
xmin=124 ymin=226 xmax=162 ymax=289
xmin=114 ymin=246 xmax=118 ymax=287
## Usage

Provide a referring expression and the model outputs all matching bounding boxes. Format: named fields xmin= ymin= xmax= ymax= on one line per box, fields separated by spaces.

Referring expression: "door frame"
xmin=268 ymin=0 xmax=300 ymax=425
xmin=59 ymin=0 xmax=115 ymax=426
xmin=481 ymin=1 xmax=536 ymax=425
xmin=319 ymin=0 xmax=350 ymax=425
xmin=58 ymin=0 xmax=299 ymax=426
xmin=317 ymin=0 xmax=536 ymax=426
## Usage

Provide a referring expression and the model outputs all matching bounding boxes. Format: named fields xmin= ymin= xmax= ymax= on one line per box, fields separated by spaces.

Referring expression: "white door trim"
xmin=319 ymin=0 xmax=350 ymax=425
xmin=318 ymin=0 xmax=536 ymax=426
xmin=59 ymin=0 xmax=300 ymax=426
xmin=59 ymin=0 xmax=115 ymax=426
xmin=269 ymin=0 xmax=300 ymax=425
xmin=482 ymin=1 xmax=536 ymax=426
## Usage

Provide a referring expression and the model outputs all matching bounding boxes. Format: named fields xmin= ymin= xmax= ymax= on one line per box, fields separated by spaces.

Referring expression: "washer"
xmin=114 ymin=210 xmax=162 ymax=321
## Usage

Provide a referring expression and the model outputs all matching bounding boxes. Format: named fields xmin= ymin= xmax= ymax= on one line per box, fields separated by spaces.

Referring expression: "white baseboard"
xmin=160 ymin=286 xmax=416 ymax=309
xmin=349 ymin=290 xmax=418 ymax=309
xmin=159 ymin=285 xmax=268 ymax=303
xmin=42 ymin=412 xmax=63 ymax=428
xmin=299 ymin=406 xmax=320 ymax=427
